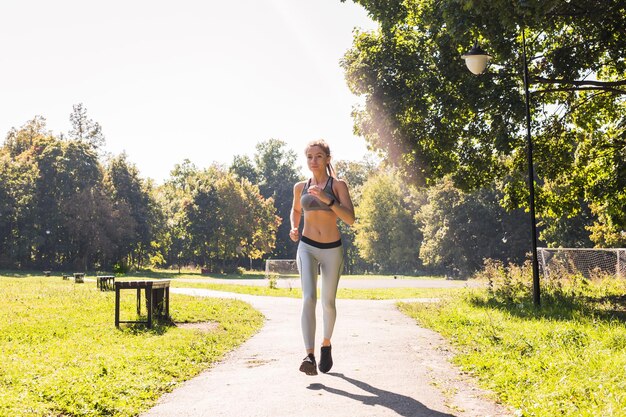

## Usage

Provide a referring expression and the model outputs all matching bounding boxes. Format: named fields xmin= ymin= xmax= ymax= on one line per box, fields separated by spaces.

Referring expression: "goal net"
xmin=265 ymin=259 xmax=299 ymax=279
xmin=538 ymin=248 xmax=626 ymax=279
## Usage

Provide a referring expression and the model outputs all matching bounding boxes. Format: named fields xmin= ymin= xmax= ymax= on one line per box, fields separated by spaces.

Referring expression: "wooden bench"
xmin=115 ymin=280 xmax=171 ymax=328
xmin=97 ymin=275 xmax=115 ymax=291
xmin=73 ymin=273 xmax=85 ymax=283
xmin=62 ymin=274 xmax=71 ymax=280
xmin=43 ymin=270 xmax=51 ymax=277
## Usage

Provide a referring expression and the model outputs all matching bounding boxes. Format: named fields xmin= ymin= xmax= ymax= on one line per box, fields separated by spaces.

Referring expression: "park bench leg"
xmin=153 ymin=288 xmax=164 ymax=318
xmin=136 ymin=288 xmax=141 ymax=316
xmin=147 ymin=289 xmax=153 ymax=329
xmin=115 ymin=287 xmax=120 ymax=327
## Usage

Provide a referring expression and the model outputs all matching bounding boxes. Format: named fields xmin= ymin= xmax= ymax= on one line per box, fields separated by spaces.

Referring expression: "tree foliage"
xmin=161 ymin=163 xmax=280 ymax=272
xmin=342 ymin=0 xmax=626 ymax=246
xmin=417 ymin=177 xmax=528 ymax=276
xmin=104 ymin=154 xmax=162 ymax=270
xmin=0 ymin=116 xmax=121 ymax=269
xmin=334 ymin=157 xmax=379 ymax=273
xmin=231 ymin=139 xmax=302 ymax=260
xmin=68 ymin=103 xmax=105 ymax=150
xmin=355 ymin=170 xmax=422 ymax=273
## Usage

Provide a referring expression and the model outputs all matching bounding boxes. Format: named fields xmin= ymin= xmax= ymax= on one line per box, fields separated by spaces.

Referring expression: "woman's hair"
xmin=305 ymin=139 xmax=336 ymax=178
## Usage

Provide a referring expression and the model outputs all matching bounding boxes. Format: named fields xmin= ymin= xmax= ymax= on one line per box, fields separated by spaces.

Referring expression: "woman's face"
xmin=306 ymin=146 xmax=330 ymax=172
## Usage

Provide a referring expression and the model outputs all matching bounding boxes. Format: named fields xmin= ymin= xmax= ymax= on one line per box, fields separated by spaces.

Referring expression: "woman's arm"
xmin=289 ymin=182 xmax=304 ymax=241
xmin=329 ymin=179 xmax=355 ymax=226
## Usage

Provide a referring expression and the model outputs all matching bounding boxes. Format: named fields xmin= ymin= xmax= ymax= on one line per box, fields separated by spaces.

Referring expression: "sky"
xmin=0 ymin=0 xmax=378 ymax=183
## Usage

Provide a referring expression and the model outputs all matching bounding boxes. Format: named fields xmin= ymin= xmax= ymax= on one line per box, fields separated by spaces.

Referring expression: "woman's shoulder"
xmin=332 ymin=177 xmax=350 ymax=190
xmin=294 ymin=180 xmax=307 ymax=192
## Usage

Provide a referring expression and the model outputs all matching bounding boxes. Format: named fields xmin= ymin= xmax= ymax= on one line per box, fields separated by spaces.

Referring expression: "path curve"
xmin=141 ymin=288 xmax=512 ymax=417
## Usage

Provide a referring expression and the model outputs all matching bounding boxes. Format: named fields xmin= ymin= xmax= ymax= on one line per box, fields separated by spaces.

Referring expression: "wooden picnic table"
xmin=73 ymin=273 xmax=85 ymax=283
xmin=114 ymin=280 xmax=171 ymax=328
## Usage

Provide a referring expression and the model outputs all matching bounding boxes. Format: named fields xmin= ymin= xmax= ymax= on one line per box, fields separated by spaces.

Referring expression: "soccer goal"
xmin=538 ymin=247 xmax=626 ymax=279
xmin=265 ymin=259 xmax=299 ymax=279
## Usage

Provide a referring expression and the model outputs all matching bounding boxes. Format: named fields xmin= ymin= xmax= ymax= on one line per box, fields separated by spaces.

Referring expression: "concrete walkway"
xmin=141 ymin=287 xmax=513 ymax=417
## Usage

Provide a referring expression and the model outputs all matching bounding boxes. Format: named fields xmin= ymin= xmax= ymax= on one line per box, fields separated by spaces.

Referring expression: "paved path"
xmin=141 ymin=286 xmax=512 ymax=417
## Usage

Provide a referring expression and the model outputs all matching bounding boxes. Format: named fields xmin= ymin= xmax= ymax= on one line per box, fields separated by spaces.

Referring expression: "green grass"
xmin=120 ymin=268 xmax=452 ymax=299
xmin=126 ymin=269 xmax=267 ymax=280
xmin=122 ymin=268 xmax=446 ymax=281
xmin=399 ymin=282 xmax=626 ymax=417
xmin=168 ymin=279 xmax=457 ymax=300
xmin=339 ymin=274 xmax=446 ymax=280
xmin=0 ymin=275 xmax=264 ymax=417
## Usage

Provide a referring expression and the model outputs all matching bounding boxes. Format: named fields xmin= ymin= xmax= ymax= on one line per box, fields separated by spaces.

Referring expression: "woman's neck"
xmin=312 ymin=173 xmax=329 ymax=186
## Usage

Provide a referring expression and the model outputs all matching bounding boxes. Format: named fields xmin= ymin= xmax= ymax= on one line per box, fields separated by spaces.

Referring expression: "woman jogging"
xmin=289 ymin=139 xmax=355 ymax=375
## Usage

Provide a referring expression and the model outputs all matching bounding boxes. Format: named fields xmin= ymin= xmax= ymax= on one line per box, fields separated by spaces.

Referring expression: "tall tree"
xmin=177 ymin=165 xmax=280 ymax=272
xmin=68 ymin=103 xmax=105 ymax=150
xmin=355 ymin=170 xmax=422 ymax=273
xmin=0 ymin=149 xmax=37 ymax=267
xmin=418 ymin=178 xmax=528 ymax=276
xmin=0 ymin=116 xmax=131 ymax=270
xmin=3 ymin=116 xmax=51 ymax=157
xmin=334 ymin=157 xmax=379 ymax=273
xmin=342 ymin=0 xmax=626 ymax=246
xmin=104 ymin=154 xmax=162 ymax=269
xmin=231 ymin=139 xmax=302 ymax=260
xmin=38 ymin=139 xmax=108 ymax=269
xmin=239 ymin=177 xmax=281 ymax=262
xmin=229 ymin=155 xmax=259 ymax=185
xmin=0 ymin=119 xmax=43 ymax=266
xmin=156 ymin=160 xmax=199 ymax=269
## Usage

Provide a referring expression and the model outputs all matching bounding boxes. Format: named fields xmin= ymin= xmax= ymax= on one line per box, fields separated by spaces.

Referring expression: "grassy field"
xmin=167 ymin=279 xmax=457 ymax=300
xmin=399 ymin=271 xmax=626 ymax=417
xmin=124 ymin=268 xmax=447 ymax=281
xmin=0 ymin=275 xmax=263 ymax=417
xmin=113 ymin=268 xmax=457 ymax=300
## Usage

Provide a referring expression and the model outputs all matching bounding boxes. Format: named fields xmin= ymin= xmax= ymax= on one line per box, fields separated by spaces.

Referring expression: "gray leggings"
xmin=296 ymin=239 xmax=344 ymax=350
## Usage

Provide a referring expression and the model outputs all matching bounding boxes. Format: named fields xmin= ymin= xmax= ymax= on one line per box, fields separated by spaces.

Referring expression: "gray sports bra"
xmin=300 ymin=177 xmax=338 ymax=212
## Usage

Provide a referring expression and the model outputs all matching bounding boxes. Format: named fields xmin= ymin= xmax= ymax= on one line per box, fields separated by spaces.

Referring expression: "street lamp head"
xmin=461 ymin=42 xmax=492 ymax=75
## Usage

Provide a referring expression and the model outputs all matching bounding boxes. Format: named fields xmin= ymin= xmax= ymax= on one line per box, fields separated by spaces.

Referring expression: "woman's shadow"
xmin=307 ymin=372 xmax=456 ymax=417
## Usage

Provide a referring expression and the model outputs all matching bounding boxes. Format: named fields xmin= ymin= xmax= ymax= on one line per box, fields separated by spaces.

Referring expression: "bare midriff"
xmin=302 ymin=210 xmax=341 ymax=243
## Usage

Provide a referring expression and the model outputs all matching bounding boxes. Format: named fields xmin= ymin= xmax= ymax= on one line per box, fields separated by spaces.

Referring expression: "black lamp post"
xmin=461 ymin=31 xmax=541 ymax=306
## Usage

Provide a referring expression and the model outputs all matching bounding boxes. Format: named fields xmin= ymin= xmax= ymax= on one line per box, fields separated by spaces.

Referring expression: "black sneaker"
xmin=299 ymin=353 xmax=318 ymax=376
xmin=319 ymin=345 xmax=333 ymax=373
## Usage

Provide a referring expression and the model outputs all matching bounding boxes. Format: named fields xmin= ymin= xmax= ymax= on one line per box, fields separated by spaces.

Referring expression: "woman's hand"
xmin=289 ymin=227 xmax=300 ymax=242
xmin=308 ymin=185 xmax=332 ymax=205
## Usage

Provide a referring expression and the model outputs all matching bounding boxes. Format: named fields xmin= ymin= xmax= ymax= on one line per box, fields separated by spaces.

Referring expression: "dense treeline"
xmin=1 ymin=101 xmax=614 ymax=276
xmin=0 ymin=107 xmax=280 ymax=273
xmin=1 ymin=106 xmax=529 ymax=276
